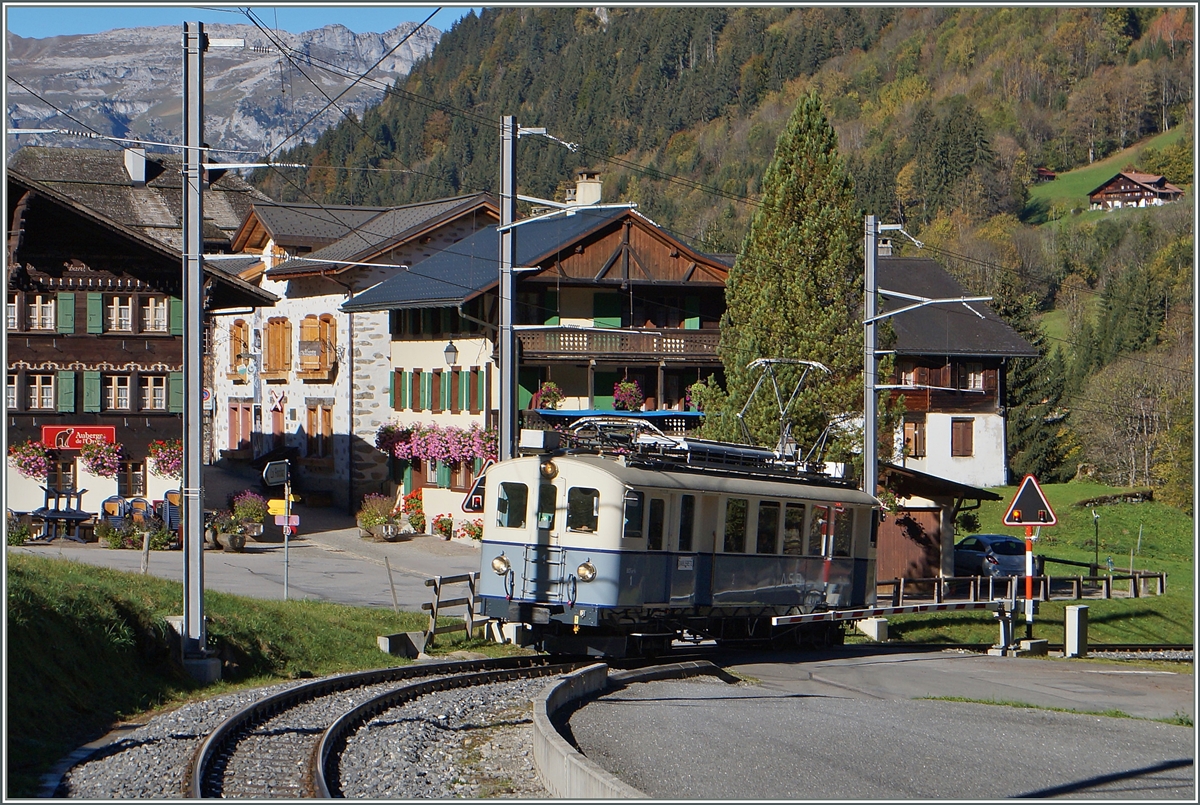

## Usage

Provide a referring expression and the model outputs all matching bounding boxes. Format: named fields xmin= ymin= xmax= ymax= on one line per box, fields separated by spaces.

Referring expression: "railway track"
xmin=183 ymin=655 xmax=582 ymax=799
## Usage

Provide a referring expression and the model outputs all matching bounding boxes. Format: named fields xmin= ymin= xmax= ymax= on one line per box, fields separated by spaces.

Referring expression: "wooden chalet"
xmin=1087 ymin=171 xmax=1184 ymax=211
xmin=6 ymin=145 xmax=276 ymax=515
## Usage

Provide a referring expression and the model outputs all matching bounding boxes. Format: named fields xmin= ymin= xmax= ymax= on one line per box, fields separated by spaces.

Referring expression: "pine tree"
xmin=706 ymin=92 xmax=862 ymax=454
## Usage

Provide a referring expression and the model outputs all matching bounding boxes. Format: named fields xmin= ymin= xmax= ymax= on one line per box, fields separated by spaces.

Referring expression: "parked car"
xmin=953 ymin=533 xmax=1029 ymax=578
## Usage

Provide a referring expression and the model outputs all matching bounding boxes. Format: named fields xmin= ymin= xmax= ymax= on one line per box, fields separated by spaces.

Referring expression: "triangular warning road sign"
xmin=1003 ymin=474 xmax=1057 ymax=526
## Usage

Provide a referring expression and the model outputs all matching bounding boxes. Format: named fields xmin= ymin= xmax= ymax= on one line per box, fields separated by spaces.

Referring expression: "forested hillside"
xmin=254 ymin=6 xmax=1193 ymax=507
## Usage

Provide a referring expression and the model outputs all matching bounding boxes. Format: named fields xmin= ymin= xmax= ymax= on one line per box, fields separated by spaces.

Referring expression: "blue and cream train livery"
xmin=476 ymin=422 xmax=880 ymax=656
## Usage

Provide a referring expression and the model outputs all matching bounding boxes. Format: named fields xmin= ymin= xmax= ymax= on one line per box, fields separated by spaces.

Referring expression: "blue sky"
xmin=5 ymin=4 xmax=481 ymax=38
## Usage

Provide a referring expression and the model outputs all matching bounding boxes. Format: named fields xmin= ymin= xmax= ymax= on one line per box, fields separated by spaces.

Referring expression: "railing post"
xmin=969 ymin=577 xmax=977 ymax=602
xmin=1071 ymin=577 xmax=1081 ymax=599
xmin=1157 ymin=573 xmax=1166 ymax=595
xmin=934 ymin=577 xmax=943 ymax=603
xmin=891 ymin=579 xmax=900 ymax=607
xmin=1103 ymin=576 xmax=1112 ymax=599
xmin=897 ymin=577 xmax=905 ymax=606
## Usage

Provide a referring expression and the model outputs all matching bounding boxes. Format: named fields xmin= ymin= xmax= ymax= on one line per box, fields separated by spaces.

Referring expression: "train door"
xmin=669 ymin=493 xmax=699 ymax=606
xmin=694 ymin=495 xmax=719 ymax=605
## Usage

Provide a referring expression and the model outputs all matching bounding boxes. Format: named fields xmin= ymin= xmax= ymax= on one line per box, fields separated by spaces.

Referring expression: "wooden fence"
xmin=876 ymin=571 xmax=1167 ymax=607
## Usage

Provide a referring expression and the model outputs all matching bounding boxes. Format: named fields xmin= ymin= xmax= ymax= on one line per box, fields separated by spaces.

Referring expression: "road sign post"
xmin=1003 ymin=475 xmax=1056 ymax=643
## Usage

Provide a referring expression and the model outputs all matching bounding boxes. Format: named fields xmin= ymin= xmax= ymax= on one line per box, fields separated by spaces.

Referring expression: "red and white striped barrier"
xmin=772 ymin=600 xmax=1001 ymax=626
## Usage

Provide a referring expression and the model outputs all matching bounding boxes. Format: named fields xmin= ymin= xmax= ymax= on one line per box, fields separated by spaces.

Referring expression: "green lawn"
xmin=886 ymin=480 xmax=1195 ymax=646
xmin=1024 ymin=128 xmax=1190 ymax=221
xmin=5 ymin=554 xmax=523 ymax=799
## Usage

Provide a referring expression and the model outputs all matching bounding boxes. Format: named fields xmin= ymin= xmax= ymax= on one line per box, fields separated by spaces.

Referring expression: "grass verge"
xmin=5 ymin=552 xmax=523 ymax=799
xmin=920 ymin=696 xmax=1194 ymax=728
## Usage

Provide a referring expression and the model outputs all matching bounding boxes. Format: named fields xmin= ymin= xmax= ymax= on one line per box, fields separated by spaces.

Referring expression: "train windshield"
xmin=496 ymin=482 xmax=528 ymax=529
xmin=537 ymin=483 xmax=556 ymax=530
xmin=567 ymin=487 xmax=599 ymax=532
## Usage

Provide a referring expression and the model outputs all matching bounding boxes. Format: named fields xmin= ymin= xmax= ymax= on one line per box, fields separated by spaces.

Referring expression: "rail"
xmin=875 ymin=571 xmax=1167 ymax=606
xmin=515 ymin=327 xmax=720 ymax=361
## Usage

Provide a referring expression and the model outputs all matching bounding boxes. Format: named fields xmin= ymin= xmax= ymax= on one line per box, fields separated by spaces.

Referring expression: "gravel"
xmin=56 ymin=674 xmax=549 ymax=799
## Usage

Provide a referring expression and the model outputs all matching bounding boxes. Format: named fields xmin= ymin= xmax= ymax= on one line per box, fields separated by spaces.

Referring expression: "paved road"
xmin=570 ymin=675 xmax=1194 ymax=799
xmin=8 ymin=463 xmax=481 ymax=612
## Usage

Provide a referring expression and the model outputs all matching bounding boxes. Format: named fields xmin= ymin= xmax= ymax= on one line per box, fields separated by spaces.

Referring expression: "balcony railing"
xmin=515 ymin=327 xmax=720 ymax=361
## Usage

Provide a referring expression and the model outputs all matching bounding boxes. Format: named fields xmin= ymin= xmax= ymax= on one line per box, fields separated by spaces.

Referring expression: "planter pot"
xmin=243 ymin=522 xmax=265 ymax=541
xmin=222 ymin=532 xmax=247 ymax=552
xmin=376 ymin=523 xmax=407 ymax=542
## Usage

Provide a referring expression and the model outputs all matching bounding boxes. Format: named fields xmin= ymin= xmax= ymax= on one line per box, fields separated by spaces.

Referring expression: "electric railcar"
xmin=476 ymin=425 xmax=880 ymax=656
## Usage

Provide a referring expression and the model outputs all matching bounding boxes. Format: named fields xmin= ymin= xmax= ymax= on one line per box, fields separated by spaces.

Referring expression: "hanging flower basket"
xmin=148 ymin=439 xmax=183 ymax=479
xmin=79 ymin=441 xmax=123 ymax=479
xmin=613 ymin=379 xmax=644 ymax=411
xmin=532 ymin=381 xmax=564 ymax=410
xmin=376 ymin=422 xmax=497 ymax=464
xmin=8 ymin=440 xmax=52 ymax=480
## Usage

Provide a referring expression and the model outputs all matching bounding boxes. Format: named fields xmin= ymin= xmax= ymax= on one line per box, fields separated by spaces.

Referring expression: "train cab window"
xmin=496 ymin=482 xmax=528 ymax=529
xmin=678 ymin=495 xmax=696 ymax=552
xmin=782 ymin=503 xmax=805 ymax=555
xmin=622 ymin=491 xmax=645 ymax=540
xmin=756 ymin=501 xmax=779 ymax=554
xmin=723 ymin=498 xmax=747 ymax=553
xmin=536 ymin=484 xmax=557 ymax=530
xmin=567 ymin=487 xmax=599 ymax=532
xmin=810 ymin=505 xmax=831 ymax=556
xmin=647 ymin=498 xmax=665 ymax=550
xmin=833 ymin=507 xmax=854 ymax=557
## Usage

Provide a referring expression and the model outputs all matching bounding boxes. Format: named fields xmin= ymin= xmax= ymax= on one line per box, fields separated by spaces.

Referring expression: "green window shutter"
xmin=684 ymin=296 xmax=700 ymax=330
xmin=593 ymin=293 xmax=622 ymax=328
xmin=56 ymin=371 xmax=75 ymax=412
xmin=478 ymin=368 xmax=487 ymax=411
xmin=86 ymin=293 xmax=104 ymax=333
xmin=437 ymin=460 xmax=451 ymax=489
xmin=56 ymin=293 xmax=75 ymax=333
xmin=388 ymin=370 xmax=395 ymax=409
xmin=441 ymin=371 xmax=452 ymax=411
xmin=82 ymin=371 xmax=101 ymax=412
xmin=459 ymin=369 xmax=470 ymax=412
xmin=402 ymin=462 xmax=413 ymax=495
xmin=544 ymin=291 xmax=559 ymax=325
xmin=400 ymin=370 xmax=409 ymax=410
xmin=421 ymin=371 xmax=431 ymax=410
xmin=168 ymin=372 xmax=183 ymax=412
xmin=169 ymin=297 xmax=183 ymax=335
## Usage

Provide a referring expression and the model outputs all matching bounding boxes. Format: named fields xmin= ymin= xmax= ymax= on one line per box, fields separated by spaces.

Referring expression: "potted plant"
xmin=357 ymin=493 xmax=397 ymax=540
xmin=79 ymin=441 xmax=123 ymax=478
xmin=402 ymin=489 xmax=426 ymax=533
xmin=532 ymin=381 xmax=564 ymax=410
xmin=432 ymin=513 xmax=455 ymax=540
xmin=147 ymin=439 xmax=183 ymax=479
xmin=231 ymin=490 xmax=268 ymax=539
xmin=212 ymin=510 xmax=246 ymax=552
xmin=613 ymin=378 xmax=644 ymax=411
xmin=456 ymin=518 xmax=484 ymax=541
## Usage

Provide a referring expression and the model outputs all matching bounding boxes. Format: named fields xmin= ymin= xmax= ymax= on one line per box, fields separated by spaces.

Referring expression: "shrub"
xmin=432 ymin=513 xmax=454 ymax=538
xmin=7 ymin=521 xmax=32 ymax=546
xmin=358 ymin=493 xmax=394 ymax=527
xmin=230 ymin=491 xmax=268 ymax=524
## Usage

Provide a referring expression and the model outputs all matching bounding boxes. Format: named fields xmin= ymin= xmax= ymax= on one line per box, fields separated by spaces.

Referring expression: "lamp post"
xmin=444 ymin=340 xmax=459 ymax=365
xmin=1092 ymin=508 xmax=1100 ymax=577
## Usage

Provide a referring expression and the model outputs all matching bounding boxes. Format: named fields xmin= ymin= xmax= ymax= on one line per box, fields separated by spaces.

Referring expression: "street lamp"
xmin=444 ymin=340 xmax=459 ymax=365
xmin=1092 ymin=508 xmax=1100 ymax=576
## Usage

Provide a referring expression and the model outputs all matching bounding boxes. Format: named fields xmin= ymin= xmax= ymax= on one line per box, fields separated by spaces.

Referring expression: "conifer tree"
xmin=706 ymin=92 xmax=862 ymax=455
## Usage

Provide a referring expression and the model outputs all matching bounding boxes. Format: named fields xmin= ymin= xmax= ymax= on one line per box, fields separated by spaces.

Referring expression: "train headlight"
xmin=576 ymin=561 xmax=597 ymax=583
xmin=491 ymin=554 xmax=511 ymax=575
xmin=539 ymin=459 xmax=558 ymax=479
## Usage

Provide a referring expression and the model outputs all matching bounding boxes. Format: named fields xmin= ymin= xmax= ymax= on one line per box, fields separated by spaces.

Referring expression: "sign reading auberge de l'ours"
xmin=41 ymin=426 xmax=117 ymax=449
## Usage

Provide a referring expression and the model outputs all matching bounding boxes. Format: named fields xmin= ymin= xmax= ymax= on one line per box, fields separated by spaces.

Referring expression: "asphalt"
xmin=7 ymin=463 xmax=482 ymax=612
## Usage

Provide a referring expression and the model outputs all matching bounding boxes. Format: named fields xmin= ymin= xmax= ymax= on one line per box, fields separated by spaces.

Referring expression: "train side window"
xmin=756 ymin=501 xmax=779 ymax=554
xmin=537 ymin=483 xmax=557 ymax=530
xmin=782 ymin=503 xmax=805 ymax=555
xmin=809 ymin=505 xmax=831 ymax=555
xmin=678 ymin=494 xmax=696 ymax=552
xmin=647 ymin=498 xmax=665 ymax=550
xmin=723 ymin=498 xmax=747 ymax=553
xmin=496 ymin=482 xmax=528 ymax=529
xmin=567 ymin=487 xmax=599 ymax=532
xmin=833 ymin=507 xmax=853 ymax=557
xmin=623 ymin=490 xmax=645 ymax=540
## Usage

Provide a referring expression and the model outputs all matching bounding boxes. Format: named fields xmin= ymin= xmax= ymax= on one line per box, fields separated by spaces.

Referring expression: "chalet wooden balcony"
xmin=515 ymin=327 xmax=720 ymax=363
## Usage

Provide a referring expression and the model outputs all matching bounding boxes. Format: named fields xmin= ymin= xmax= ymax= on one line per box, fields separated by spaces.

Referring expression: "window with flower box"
xmin=28 ymin=374 xmax=55 ymax=409
xmin=105 ymin=375 xmax=131 ymax=410
xmin=142 ymin=297 xmax=168 ymax=332
xmin=107 ymin=296 xmax=133 ymax=332
xmin=141 ymin=376 xmax=167 ymax=410
xmin=27 ymin=294 xmax=55 ymax=330
xmin=229 ymin=319 xmax=250 ymax=377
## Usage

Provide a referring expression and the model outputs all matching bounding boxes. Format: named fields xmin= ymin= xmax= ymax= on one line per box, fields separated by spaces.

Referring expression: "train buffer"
xmin=378 ymin=572 xmax=489 ymax=659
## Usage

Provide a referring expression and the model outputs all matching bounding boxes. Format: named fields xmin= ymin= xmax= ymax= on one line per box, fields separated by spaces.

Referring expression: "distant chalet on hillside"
xmin=1087 ymin=171 xmax=1184 ymax=211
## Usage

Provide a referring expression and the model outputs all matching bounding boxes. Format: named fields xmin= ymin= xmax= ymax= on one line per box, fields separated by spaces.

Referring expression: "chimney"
xmin=878 ymin=237 xmax=893 ymax=257
xmin=572 ymin=169 xmax=602 ymax=206
xmin=124 ymin=147 xmax=147 ymax=186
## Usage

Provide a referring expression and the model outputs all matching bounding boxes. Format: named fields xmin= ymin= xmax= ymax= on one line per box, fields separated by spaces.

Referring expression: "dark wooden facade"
xmin=1087 ymin=171 xmax=1184 ymax=210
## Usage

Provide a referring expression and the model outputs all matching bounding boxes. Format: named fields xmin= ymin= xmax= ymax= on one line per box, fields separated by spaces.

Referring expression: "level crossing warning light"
xmin=1002 ymin=474 xmax=1057 ymax=527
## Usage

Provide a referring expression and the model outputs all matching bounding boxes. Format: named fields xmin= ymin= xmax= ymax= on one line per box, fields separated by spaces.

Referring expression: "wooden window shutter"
xmin=320 ymin=315 xmax=336 ymax=370
xmin=388 ymin=369 xmax=395 ymax=409
xmin=168 ymin=372 xmax=184 ymax=413
xmin=86 ymin=293 xmax=104 ymax=333
xmin=983 ymin=368 xmax=997 ymax=392
xmin=56 ymin=370 xmax=75 ymax=412
xmin=411 ymin=370 xmax=422 ymax=411
xmin=299 ymin=316 xmax=320 ymax=370
xmin=437 ymin=460 xmax=451 ymax=488
xmin=915 ymin=366 xmax=928 ymax=386
xmin=421 ymin=371 xmax=431 ymax=411
xmin=432 ymin=370 xmax=443 ymax=413
xmin=83 ymin=371 xmax=101 ymax=412
xmin=56 ymin=293 xmax=75 ymax=333
xmin=321 ymin=405 xmax=332 ymax=440
xmin=469 ymin=369 xmax=480 ymax=414
xmin=951 ymin=418 xmax=974 ymax=457
xmin=169 ymin=297 xmax=184 ymax=335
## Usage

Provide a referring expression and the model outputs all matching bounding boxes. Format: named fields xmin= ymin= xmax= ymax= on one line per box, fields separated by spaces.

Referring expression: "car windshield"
xmin=987 ymin=539 xmax=1025 ymax=556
